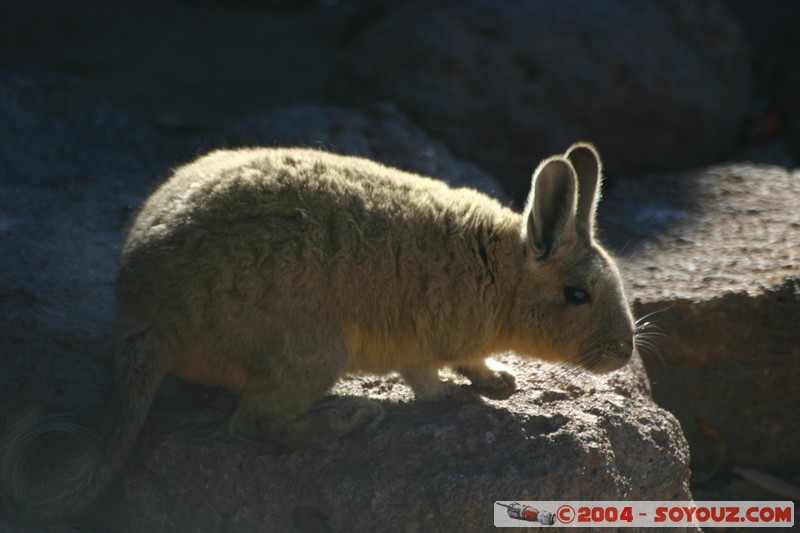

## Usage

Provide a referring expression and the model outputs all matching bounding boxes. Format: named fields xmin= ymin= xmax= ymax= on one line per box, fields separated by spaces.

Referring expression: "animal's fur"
xmin=0 ymin=143 xmax=634 ymax=523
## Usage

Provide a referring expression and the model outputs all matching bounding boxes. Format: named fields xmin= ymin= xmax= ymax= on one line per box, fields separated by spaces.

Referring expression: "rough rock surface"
xmin=334 ymin=0 xmax=752 ymax=201
xmin=0 ymin=75 xmax=693 ymax=531
xmin=202 ymin=103 xmax=508 ymax=201
xmin=599 ymin=163 xmax=800 ymax=470
xmin=0 ymin=72 xmax=159 ymax=187
xmin=0 ymin=73 xmax=161 ymax=412
xmin=89 ymin=355 xmax=691 ymax=532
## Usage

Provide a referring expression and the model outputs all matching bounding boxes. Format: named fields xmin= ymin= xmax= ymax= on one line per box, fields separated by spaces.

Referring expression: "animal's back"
xmin=119 ymin=148 xmax=519 ymax=386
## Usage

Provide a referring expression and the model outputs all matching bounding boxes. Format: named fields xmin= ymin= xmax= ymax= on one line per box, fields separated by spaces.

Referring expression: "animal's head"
xmin=507 ymin=142 xmax=634 ymax=373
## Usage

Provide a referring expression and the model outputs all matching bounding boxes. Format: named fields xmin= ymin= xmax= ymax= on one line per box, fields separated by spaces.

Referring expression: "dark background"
xmin=1 ymin=0 xmax=799 ymax=527
xmin=2 ymin=0 xmax=799 ymax=200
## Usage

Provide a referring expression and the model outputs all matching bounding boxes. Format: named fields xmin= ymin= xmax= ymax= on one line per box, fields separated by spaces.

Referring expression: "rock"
xmin=202 ymin=103 xmax=508 ymax=201
xmin=333 ymin=0 xmax=752 ymax=202
xmin=0 ymin=72 xmax=160 ymax=186
xmin=0 ymin=72 xmax=160 ymax=410
xmin=727 ymin=0 xmax=800 ymax=163
xmin=0 ymin=1 xmax=342 ymax=136
xmin=599 ymin=163 xmax=800 ymax=470
xmin=90 ymin=354 xmax=691 ymax=531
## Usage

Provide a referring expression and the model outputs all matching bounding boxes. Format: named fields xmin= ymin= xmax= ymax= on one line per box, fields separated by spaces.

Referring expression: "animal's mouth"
xmin=587 ymin=346 xmax=633 ymax=374
xmin=553 ymin=339 xmax=634 ymax=377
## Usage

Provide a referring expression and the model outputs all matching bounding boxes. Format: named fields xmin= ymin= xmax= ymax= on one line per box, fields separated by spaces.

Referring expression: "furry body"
xmin=124 ymin=148 xmax=519 ymax=390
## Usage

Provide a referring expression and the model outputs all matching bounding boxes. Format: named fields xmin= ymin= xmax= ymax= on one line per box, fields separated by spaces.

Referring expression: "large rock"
xmin=202 ymin=103 xmax=508 ymax=201
xmin=0 ymin=73 xmax=161 ymax=412
xmin=600 ymin=163 xmax=800 ymax=470
xmin=0 ymin=0 xmax=341 ymax=135
xmin=727 ymin=0 xmax=800 ymax=163
xmin=0 ymin=72 xmax=159 ymax=186
xmin=90 ymin=354 xmax=691 ymax=531
xmin=333 ymin=0 xmax=752 ymax=202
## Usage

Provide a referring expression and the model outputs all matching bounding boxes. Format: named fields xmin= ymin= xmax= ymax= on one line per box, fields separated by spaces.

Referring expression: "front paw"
xmin=467 ymin=370 xmax=517 ymax=399
xmin=480 ymin=369 xmax=517 ymax=390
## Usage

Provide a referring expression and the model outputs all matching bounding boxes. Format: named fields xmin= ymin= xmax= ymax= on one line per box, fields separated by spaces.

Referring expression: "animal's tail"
xmin=0 ymin=330 xmax=167 ymax=524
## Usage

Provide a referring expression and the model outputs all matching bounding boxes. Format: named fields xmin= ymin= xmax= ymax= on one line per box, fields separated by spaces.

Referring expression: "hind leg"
xmin=229 ymin=331 xmax=383 ymax=450
xmin=231 ymin=386 xmax=384 ymax=451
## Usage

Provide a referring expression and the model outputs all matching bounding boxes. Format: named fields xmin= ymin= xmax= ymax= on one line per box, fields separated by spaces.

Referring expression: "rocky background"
xmin=1 ymin=0 xmax=798 ymax=531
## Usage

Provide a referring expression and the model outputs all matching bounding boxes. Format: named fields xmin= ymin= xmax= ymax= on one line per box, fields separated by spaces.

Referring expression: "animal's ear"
xmin=565 ymin=142 xmax=602 ymax=240
xmin=523 ymin=157 xmax=577 ymax=260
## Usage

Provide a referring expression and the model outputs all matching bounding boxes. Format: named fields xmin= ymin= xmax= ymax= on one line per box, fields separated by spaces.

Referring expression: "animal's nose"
xmin=619 ymin=339 xmax=634 ymax=359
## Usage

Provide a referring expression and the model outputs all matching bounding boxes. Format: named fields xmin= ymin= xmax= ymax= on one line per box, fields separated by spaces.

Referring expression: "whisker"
xmin=582 ymin=353 xmax=606 ymax=373
xmin=634 ymin=334 xmax=665 ymax=366
xmin=634 ymin=318 xmax=672 ymax=360
xmin=635 ymin=304 xmax=675 ymax=326
xmin=634 ymin=338 xmax=658 ymax=355
xmin=634 ymin=330 xmax=662 ymax=344
xmin=549 ymin=343 xmax=607 ymax=382
xmin=550 ymin=360 xmax=583 ymax=381
xmin=635 ymin=322 xmax=672 ymax=341
xmin=550 ymin=359 xmax=583 ymax=381
xmin=635 ymin=321 xmax=662 ymax=331
xmin=635 ymin=330 xmax=670 ymax=341
xmin=639 ymin=316 xmax=692 ymax=360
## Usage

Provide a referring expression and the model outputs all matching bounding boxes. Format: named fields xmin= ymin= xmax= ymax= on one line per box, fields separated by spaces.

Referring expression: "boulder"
xmin=600 ymin=163 xmax=800 ymax=470
xmin=0 ymin=72 xmax=161 ymax=412
xmin=333 ymin=0 xmax=752 ymax=202
xmin=0 ymin=0 xmax=341 ymax=136
xmin=727 ymin=0 xmax=800 ymax=163
xmin=201 ymin=103 xmax=508 ymax=201
xmin=0 ymin=72 xmax=159 ymax=187
xmin=94 ymin=354 xmax=691 ymax=531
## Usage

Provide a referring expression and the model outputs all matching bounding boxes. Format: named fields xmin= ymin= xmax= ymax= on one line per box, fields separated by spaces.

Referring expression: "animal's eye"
xmin=564 ymin=286 xmax=591 ymax=305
